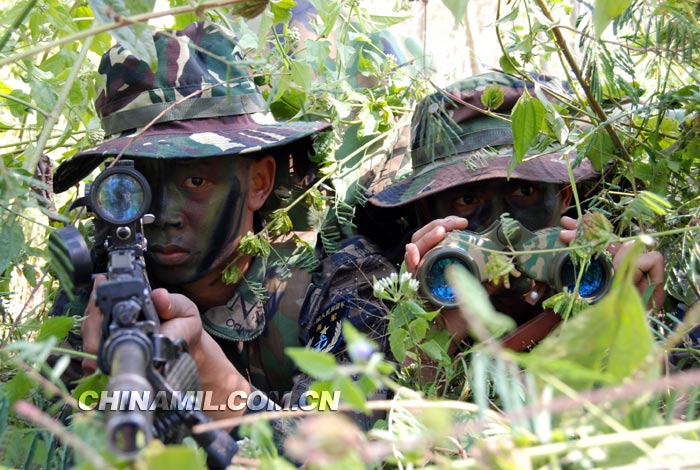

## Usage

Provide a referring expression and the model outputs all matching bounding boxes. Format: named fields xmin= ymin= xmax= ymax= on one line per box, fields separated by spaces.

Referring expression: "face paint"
xmin=424 ymin=179 xmax=565 ymax=233
xmin=135 ymin=157 xmax=252 ymax=286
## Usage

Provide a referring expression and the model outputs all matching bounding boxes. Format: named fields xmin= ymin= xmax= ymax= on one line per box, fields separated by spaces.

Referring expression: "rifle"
xmin=50 ymin=160 xmax=238 ymax=468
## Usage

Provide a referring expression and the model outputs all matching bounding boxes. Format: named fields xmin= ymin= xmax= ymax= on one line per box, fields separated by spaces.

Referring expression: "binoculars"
xmin=417 ymin=220 xmax=614 ymax=308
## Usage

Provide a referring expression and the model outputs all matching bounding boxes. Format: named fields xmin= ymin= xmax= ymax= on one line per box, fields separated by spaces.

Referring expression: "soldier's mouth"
xmin=149 ymin=244 xmax=190 ymax=265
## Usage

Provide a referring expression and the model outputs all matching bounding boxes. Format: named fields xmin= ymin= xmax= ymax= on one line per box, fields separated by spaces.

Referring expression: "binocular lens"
xmin=424 ymin=256 xmax=472 ymax=305
xmin=560 ymin=256 xmax=608 ymax=299
xmin=95 ymin=173 xmax=147 ymax=224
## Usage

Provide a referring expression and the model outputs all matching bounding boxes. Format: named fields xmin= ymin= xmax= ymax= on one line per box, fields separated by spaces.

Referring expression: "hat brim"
xmin=54 ymin=113 xmax=330 ymax=193
xmin=368 ymin=148 xmax=599 ymax=208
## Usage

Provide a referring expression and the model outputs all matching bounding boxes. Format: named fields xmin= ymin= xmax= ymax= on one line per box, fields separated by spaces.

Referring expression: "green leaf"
xmin=585 ymin=128 xmax=616 ymax=171
xmin=230 ymin=0 xmax=269 ymax=20
xmin=499 ymin=54 xmax=519 ymax=74
xmin=72 ymin=372 xmax=108 ymax=406
xmin=270 ymin=0 xmax=297 ymax=24
xmin=389 ymin=328 xmax=408 ymax=363
xmin=36 ymin=316 xmax=75 ymax=343
xmin=511 ymin=91 xmax=546 ymax=161
xmin=533 ymin=82 xmax=569 ymax=143
xmin=88 ymin=0 xmax=157 ymax=69
xmin=3 ymin=371 xmax=32 ymax=404
xmin=442 ymin=0 xmax=469 ymax=26
xmin=331 ymin=376 xmax=367 ymax=412
xmin=366 ymin=13 xmax=413 ymax=30
xmin=445 ymin=265 xmax=518 ymax=338
xmin=593 ymin=0 xmax=632 ymax=37
xmin=138 ymin=440 xmax=207 ymax=470
xmin=419 ymin=340 xmax=446 ymax=362
xmin=526 ymin=242 xmax=660 ymax=390
xmin=286 ymin=348 xmax=338 ymax=380
xmin=481 ymin=83 xmax=506 ymax=110
xmin=0 ymin=221 xmax=24 ymax=273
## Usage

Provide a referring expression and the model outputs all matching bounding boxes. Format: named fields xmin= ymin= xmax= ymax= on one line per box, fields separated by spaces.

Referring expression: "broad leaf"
xmin=511 ymin=91 xmax=546 ymax=161
xmin=0 ymin=221 xmax=23 ymax=273
xmin=286 ymin=347 xmax=338 ymax=380
xmin=525 ymin=242 xmax=660 ymax=391
xmin=593 ymin=0 xmax=633 ymax=37
xmin=442 ymin=0 xmax=470 ymax=26
xmin=331 ymin=375 xmax=367 ymax=412
xmin=585 ymin=128 xmax=616 ymax=171
xmin=36 ymin=316 xmax=75 ymax=343
xmin=446 ymin=264 xmax=517 ymax=339
xmin=138 ymin=440 xmax=207 ymax=470
xmin=2 ymin=372 xmax=32 ymax=405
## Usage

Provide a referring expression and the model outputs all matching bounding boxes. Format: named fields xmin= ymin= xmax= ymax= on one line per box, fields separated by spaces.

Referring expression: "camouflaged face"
xmin=369 ymin=72 xmax=598 ymax=207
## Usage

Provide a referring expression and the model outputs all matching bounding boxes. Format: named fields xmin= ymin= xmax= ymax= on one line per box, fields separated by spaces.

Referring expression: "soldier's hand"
xmin=405 ymin=216 xmax=468 ymax=274
xmin=559 ymin=215 xmax=665 ymax=309
xmin=151 ymin=289 xmax=251 ymax=420
xmin=80 ymin=274 xmax=106 ymax=376
xmin=151 ymin=288 xmax=204 ymax=352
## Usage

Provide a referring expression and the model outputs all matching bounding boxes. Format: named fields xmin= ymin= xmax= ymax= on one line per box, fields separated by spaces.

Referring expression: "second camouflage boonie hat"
xmin=54 ymin=20 xmax=330 ymax=193
xmin=369 ymin=71 xmax=598 ymax=208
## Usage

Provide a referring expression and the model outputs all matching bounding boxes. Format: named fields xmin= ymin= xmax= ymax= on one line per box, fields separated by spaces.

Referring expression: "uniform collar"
xmin=201 ymin=256 xmax=268 ymax=341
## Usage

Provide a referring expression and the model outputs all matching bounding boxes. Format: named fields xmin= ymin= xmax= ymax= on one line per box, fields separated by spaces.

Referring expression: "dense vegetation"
xmin=1 ymin=0 xmax=700 ymax=468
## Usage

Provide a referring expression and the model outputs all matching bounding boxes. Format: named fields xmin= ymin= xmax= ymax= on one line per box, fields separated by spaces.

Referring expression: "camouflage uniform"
xmin=199 ymin=236 xmax=395 ymax=406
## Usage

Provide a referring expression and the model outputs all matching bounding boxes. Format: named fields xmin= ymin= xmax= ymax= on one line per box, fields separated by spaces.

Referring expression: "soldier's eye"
xmin=456 ymin=195 xmax=476 ymax=205
xmin=512 ymin=185 xmax=536 ymax=197
xmin=183 ymin=177 xmax=206 ymax=188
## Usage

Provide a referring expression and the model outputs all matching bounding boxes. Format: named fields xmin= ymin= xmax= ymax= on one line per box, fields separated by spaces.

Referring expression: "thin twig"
xmin=534 ymin=0 xmax=633 ymax=165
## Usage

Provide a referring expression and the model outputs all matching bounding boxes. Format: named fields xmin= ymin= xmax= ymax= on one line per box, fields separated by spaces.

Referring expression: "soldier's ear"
xmin=248 ymin=155 xmax=276 ymax=211
xmin=560 ymin=185 xmax=573 ymax=213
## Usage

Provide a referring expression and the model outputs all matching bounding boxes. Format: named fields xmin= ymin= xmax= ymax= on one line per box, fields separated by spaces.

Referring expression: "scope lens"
xmin=561 ymin=257 xmax=607 ymax=298
xmin=425 ymin=257 xmax=471 ymax=305
xmin=94 ymin=173 xmax=146 ymax=224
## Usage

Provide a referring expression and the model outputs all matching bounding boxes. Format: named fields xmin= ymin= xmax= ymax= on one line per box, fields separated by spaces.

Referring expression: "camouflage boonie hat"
xmin=54 ymin=21 xmax=330 ymax=193
xmin=368 ymin=71 xmax=599 ymax=208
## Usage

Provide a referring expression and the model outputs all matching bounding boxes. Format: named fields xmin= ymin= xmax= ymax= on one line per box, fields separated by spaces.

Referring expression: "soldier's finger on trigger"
xmin=80 ymin=309 xmax=101 ymax=355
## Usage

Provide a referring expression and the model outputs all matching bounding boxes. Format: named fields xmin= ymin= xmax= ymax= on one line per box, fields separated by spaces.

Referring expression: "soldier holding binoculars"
xmin=367 ymin=72 xmax=665 ymax=350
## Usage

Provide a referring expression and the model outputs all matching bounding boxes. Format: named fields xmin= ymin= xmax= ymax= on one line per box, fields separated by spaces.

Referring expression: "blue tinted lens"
xmin=562 ymin=257 xmax=606 ymax=298
xmin=426 ymin=257 xmax=470 ymax=304
xmin=95 ymin=173 xmax=145 ymax=223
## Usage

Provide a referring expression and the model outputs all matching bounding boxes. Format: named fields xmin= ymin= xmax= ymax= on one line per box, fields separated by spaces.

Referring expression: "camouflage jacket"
xmin=203 ymin=235 xmax=396 ymax=409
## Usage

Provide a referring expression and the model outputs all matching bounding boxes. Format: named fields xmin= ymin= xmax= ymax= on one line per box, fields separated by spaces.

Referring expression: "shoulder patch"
xmin=306 ymin=298 xmax=348 ymax=353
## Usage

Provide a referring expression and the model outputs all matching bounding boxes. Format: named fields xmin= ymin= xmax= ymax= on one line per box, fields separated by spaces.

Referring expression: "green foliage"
xmin=447 ymin=265 xmax=518 ymax=339
xmin=88 ymin=0 xmax=157 ymax=68
xmin=526 ymin=242 xmax=659 ymax=391
xmin=593 ymin=0 xmax=633 ymax=37
xmin=36 ymin=316 xmax=74 ymax=343
xmin=2 ymin=0 xmax=700 ymax=468
xmin=510 ymin=88 xmax=546 ymax=162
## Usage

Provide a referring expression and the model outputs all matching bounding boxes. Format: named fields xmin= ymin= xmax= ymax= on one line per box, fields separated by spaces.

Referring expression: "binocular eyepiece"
xmin=417 ymin=220 xmax=614 ymax=308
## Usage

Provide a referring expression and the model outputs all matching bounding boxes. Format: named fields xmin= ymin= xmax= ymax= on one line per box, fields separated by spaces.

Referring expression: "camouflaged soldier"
xmin=52 ymin=21 xmax=393 ymax=432
xmin=368 ymin=72 xmax=665 ymax=351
